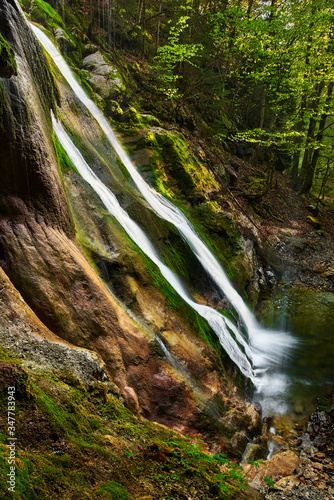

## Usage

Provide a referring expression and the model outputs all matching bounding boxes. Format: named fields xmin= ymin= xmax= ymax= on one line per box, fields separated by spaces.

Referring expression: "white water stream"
xmin=31 ymin=23 xmax=296 ymax=412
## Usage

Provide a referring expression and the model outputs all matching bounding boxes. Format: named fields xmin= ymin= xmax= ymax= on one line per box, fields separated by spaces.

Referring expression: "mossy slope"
xmin=0 ymin=355 xmax=256 ymax=500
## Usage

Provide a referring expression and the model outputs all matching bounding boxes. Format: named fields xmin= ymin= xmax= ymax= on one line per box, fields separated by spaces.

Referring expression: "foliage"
xmin=263 ymin=475 xmax=275 ymax=488
xmin=153 ymin=15 xmax=203 ymax=101
xmin=34 ymin=0 xmax=64 ymax=26
xmin=22 ymin=0 xmax=334 ymax=194
xmin=317 ymin=396 xmax=330 ymax=412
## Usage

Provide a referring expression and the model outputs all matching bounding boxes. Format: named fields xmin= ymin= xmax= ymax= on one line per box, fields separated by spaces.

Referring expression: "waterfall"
xmin=52 ymin=117 xmax=255 ymax=380
xmin=31 ymin=23 xmax=297 ymax=413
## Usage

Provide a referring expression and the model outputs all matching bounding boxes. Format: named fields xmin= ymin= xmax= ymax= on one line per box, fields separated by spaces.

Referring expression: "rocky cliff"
xmin=0 ymin=0 xmax=262 ymax=470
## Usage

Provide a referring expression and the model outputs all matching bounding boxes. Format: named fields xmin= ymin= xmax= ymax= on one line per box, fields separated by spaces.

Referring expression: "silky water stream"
xmin=29 ymin=22 xmax=311 ymax=420
xmin=258 ymin=288 xmax=334 ymax=422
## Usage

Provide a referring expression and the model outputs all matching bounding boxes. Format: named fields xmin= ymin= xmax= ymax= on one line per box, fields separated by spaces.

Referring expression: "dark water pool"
xmin=256 ymin=288 xmax=334 ymax=421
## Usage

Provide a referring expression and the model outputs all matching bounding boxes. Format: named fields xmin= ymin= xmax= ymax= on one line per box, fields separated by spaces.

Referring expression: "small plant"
xmin=249 ymin=460 xmax=265 ymax=468
xmin=263 ymin=476 xmax=276 ymax=488
xmin=317 ymin=396 xmax=330 ymax=412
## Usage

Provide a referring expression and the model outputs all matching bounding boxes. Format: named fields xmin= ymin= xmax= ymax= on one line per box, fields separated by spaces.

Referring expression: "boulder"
xmin=54 ymin=28 xmax=75 ymax=52
xmin=243 ymin=450 xmax=301 ymax=489
xmin=285 ymin=236 xmax=309 ymax=254
xmin=313 ymin=263 xmax=326 ymax=274
xmin=274 ymin=474 xmax=300 ymax=490
xmin=82 ymin=51 xmax=122 ymax=99
xmin=241 ymin=443 xmax=266 ymax=464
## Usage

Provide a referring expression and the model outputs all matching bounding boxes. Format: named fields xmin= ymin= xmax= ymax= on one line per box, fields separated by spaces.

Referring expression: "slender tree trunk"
xmin=300 ymin=81 xmax=333 ymax=194
xmin=88 ymin=0 xmax=94 ymax=40
xmin=316 ymin=159 xmax=331 ymax=209
xmin=141 ymin=0 xmax=146 ymax=56
xmin=259 ymin=88 xmax=266 ymax=129
xmin=298 ymin=81 xmax=325 ymax=194
xmin=253 ymin=0 xmax=274 ymax=165
xmin=137 ymin=0 xmax=143 ymax=24
xmin=228 ymin=0 xmax=242 ymax=50
xmin=291 ymin=94 xmax=307 ymax=185
xmin=254 ymin=88 xmax=266 ymax=165
xmin=221 ymin=0 xmax=229 ymax=14
xmin=107 ymin=0 xmax=112 ymax=46
xmin=291 ymin=151 xmax=300 ymax=183
xmin=156 ymin=0 xmax=163 ymax=51
xmin=247 ymin=0 xmax=254 ymax=18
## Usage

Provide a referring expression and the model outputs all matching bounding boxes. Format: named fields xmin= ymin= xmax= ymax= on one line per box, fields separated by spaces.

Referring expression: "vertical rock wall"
xmin=0 ymin=0 xmax=73 ymax=234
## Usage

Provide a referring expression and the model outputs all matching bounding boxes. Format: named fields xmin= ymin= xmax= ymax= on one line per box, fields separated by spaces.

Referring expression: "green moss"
xmin=168 ymin=198 xmax=238 ymax=280
xmin=97 ymin=481 xmax=131 ymax=500
xmin=17 ymin=0 xmax=31 ymax=9
xmin=123 ymin=127 xmax=241 ymax=283
xmin=34 ymin=0 xmax=64 ymax=26
xmin=105 ymin=100 xmax=124 ymax=120
xmin=0 ymin=349 xmax=21 ymax=363
xmin=140 ymin=114 xmax=161 ymax=127
xmin=137 ymin=249 xmax=227 ymax=360
xmin=0 ymin=354 xmax=250 ymax=499
xmin=128 ymin=106 xmax=141 ymax=125
xmin=0 ymin=33 xmax=17 ymax=79
xmin=53 ymin=132 xmax=79 ymax=175
xmin=317 ymin=396 xmax=330 ymax=412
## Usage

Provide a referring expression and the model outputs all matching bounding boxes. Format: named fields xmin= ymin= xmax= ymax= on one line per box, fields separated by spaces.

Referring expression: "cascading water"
xmin=31 ymin=23 xmax=297 ymax=414
xmin=52 ymin=117 xmax=255 ymax=380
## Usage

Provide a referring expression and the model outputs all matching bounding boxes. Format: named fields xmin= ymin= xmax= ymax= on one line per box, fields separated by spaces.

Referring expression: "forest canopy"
xmin=41 ymin=0 xmax=334 ymax=195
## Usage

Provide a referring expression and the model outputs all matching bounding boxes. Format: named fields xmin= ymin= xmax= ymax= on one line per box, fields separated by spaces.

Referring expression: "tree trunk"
xmin=299 ymin=82 xmax=333 ymax=194
xmin=254 ymin=88 xmax=266 ymax=165
xmin=298 ymin=81 xmax=326 ymax=194
xmin=291 ymin=92 xmax=308 ymax=186
xmin=156 ymin=0 xmax=163 ymax=50
xmin=316 ymin=159 xmax=331 ymax=210
xmin=88 ymin=0 xmax=94 ymax=40
xmin=247 ymin=0 xmax=254 ymax=17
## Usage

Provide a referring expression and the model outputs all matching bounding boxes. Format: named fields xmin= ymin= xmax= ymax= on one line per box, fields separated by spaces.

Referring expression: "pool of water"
xmin=256 ymin=288 xmax=334 ymax=421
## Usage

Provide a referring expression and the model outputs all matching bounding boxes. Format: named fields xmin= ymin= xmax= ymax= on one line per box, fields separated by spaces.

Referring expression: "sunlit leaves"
xmin=153 ymin=15 xmax=203 ymax=100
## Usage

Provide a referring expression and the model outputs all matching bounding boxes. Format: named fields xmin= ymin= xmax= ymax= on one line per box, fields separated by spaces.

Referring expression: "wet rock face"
xmin=0 ymin=32 xmax=17 ymax=77
xmin=244 ymin=450 xmax=301 ymax=489
xmin=53 ymin=27 xmax=75 ymax=52
xmin=0 ymin=266 xmax=109 ymax=386
xmin=0 ymin=0 xmax=72 ymax=234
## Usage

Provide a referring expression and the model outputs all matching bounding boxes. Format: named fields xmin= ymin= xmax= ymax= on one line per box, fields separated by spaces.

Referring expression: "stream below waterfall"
xmin=257 ymin=288 xmax=334 ymax=422
xmin=28 ymin=22 xmax=334 ymax=425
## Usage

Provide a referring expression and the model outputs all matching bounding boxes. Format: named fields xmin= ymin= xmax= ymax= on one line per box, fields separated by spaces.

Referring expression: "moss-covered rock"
xmin=82 ymin=51 xmax=123 ymax=99
xmin=97 ymin=481 xmax=131 ymax=500
xmin=0 ymin=33 xmax=17 ymax=78
xmin=30 ymin=0 xmax=65 ymax=29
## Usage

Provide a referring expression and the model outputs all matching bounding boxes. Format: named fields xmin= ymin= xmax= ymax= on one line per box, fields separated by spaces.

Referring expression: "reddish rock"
xmin=244 ymin=450 xmax=301 ymax=489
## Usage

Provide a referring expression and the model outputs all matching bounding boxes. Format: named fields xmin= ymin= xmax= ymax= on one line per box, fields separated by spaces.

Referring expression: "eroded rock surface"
xmin=0 ymin=266 xmax=108 ymax=385
xmin=0 ymin=0 xmax=262 ymax=455
xmin=82 ymin=51 xmax=122 ymax=98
